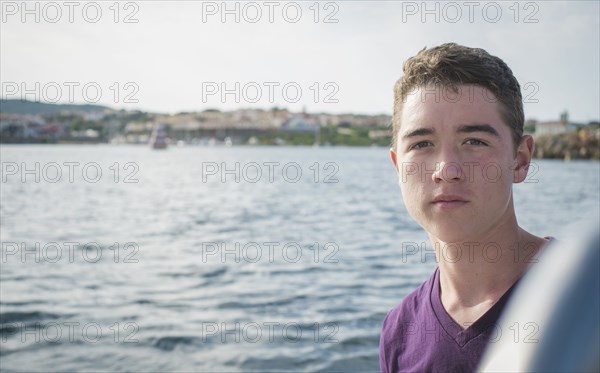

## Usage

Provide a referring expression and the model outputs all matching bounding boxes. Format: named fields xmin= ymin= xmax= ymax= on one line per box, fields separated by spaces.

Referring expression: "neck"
xmin=431 ymin=212 xmax=547 ymax=307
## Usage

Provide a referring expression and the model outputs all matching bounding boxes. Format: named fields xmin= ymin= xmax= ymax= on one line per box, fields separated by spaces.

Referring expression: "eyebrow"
xmin=457 ymin=123 xmax=500 ymax=138
xmin=401 ymin=127 xmax=435 ymax=139
xmin=401 ymin=123 xmax=500 ymax=140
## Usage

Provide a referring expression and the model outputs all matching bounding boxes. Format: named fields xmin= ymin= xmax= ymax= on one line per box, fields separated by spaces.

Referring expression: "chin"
xmin=431 ymin=233 xmax=466 ymax=244
xmin=425 ymin=223 xmax=473 ymax=244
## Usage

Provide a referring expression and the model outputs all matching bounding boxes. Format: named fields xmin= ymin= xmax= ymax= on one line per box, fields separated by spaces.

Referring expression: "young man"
xmin=380 ymin=43 xmax=551 ymax=372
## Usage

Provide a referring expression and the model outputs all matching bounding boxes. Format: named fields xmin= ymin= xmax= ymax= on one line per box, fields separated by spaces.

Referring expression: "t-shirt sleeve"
xmin=379 ymin=311 xmax=391 ymax=373
xmin=378 ymin=272 xmax=435 ymax=373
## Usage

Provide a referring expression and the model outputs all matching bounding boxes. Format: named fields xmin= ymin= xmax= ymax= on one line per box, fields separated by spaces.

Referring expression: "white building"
xmin=535 ymin=111 xmax=578 ymax=136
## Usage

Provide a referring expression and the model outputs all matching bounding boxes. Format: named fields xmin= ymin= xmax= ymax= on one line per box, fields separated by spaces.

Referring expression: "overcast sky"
xmin=1 ymin=1 xmax=599 ymax=122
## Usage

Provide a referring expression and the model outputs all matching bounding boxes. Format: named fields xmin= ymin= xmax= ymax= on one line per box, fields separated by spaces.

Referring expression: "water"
xmin=1 ymin=145 xmax=598 ymax=372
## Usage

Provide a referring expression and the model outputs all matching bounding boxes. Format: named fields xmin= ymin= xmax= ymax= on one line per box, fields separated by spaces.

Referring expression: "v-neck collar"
xmin=429 ymin=267 xmax=521 ymax=348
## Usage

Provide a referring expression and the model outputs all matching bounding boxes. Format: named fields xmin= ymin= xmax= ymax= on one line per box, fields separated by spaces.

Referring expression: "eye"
xmin=464 ymin=138 xmax=488 ymax=146
xmin=410 ymin=141 xmax=433 ymax=150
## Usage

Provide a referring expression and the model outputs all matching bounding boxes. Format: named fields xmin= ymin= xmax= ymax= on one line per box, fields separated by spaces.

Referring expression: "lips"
xmin=431 ymin=195 xmax=468 ymax=203
xmin=431 ymin=194 xmax=469 ymax=209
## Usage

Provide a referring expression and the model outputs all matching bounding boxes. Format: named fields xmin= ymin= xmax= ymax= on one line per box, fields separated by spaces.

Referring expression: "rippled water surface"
xmin=1 ymin=145 xmax=598 ymax=372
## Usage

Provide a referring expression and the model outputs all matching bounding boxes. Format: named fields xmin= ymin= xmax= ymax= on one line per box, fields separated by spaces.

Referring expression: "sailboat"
xmin=150 ymin=123 xmax=168 ymax=149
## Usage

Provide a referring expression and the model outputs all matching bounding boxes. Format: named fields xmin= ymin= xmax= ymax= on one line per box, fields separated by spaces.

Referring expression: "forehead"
xmin=401 ymin=85 xmax=506 ymax=131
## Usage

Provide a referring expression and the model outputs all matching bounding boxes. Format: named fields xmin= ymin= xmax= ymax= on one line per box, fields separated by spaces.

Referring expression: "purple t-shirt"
xmin=379 ymin=267 xmax=520 ymax=373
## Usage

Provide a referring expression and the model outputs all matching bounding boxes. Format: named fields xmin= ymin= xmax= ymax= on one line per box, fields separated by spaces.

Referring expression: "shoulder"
xmin=379 ymin=269 xmax=438 ymax=373
xmin=381 ymin=269 xmax=437 ymax=342
xmin=530 ymin=236 xmax=557 ymax=263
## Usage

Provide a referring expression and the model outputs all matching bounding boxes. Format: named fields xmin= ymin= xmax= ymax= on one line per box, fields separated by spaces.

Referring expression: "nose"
xmin=432 ymin=155 xmax=465 ymax=183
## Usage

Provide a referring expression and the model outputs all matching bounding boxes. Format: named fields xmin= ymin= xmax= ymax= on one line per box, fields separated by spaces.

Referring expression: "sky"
xmin=1 ymin=0 xmax=599 ymax=123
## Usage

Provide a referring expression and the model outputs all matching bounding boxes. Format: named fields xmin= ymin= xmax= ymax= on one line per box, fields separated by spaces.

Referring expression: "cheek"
xmin=470 ymin=154 xmax=513 ymax=183
xmin=478 ymin=163 xmax=504 ymax=184
xmin=399 ymin=175 xmax=427 ymax=207
xmin=475 ymin=161 xmax=514 ymax=199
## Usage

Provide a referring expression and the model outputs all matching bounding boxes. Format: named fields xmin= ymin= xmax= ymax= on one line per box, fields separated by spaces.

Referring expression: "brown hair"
xmin=392 ymin=43 xmax=524 ymax=152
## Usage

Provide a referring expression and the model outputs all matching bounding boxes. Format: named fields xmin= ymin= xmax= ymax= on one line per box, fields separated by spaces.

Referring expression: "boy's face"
xmin=390 ymin=85 xmax=530 ymax=243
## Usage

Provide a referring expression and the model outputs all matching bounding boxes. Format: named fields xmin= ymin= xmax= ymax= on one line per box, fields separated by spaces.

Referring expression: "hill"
xmin=0 ymin=99 xmax=110 ymax=115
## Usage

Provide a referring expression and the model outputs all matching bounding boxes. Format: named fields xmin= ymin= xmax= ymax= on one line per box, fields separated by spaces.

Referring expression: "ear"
xmin=513 ymin=135 xmax=535 ymax=183
xmin=390 ymin=147 xmax=400 ymax=173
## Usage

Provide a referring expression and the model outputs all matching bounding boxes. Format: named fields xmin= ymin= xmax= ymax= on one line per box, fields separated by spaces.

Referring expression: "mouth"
xmin=431 ymin=195 xmax=469 ymax=209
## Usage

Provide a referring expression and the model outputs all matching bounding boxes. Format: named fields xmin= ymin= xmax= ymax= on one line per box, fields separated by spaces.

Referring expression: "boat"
xmin=479 ymin=217 xmax=599 ymax=372
xmin=150 ymin=123 xmax=168 ymax=149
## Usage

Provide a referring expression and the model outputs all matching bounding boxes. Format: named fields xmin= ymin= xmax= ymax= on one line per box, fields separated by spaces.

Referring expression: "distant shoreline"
xmin=2 ymin=138 xmax=599 ymax=161
xmin=2 ymin=100 xmax=598 ymax=160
